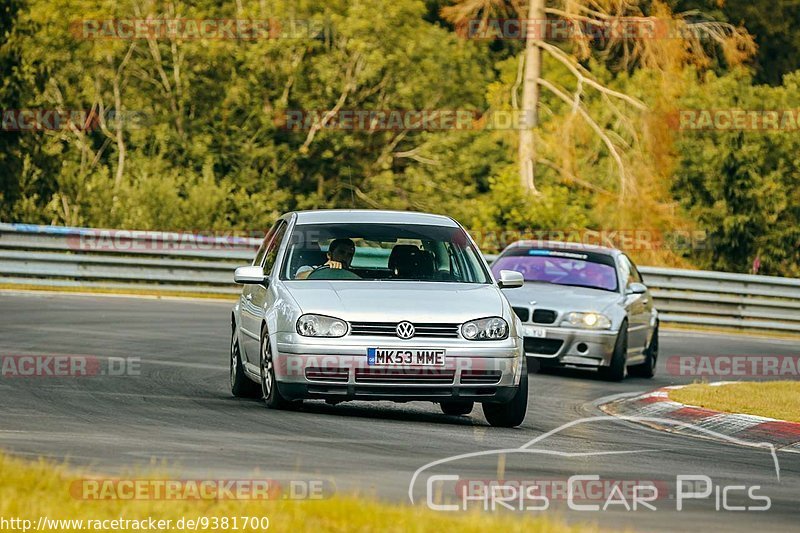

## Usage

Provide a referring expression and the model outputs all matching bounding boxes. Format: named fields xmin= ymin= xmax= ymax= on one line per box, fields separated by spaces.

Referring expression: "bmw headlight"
xmin=562 ymin=312 xmax=612 ymax=330
xmin=462 ymin=317 xmax=509 ymax=341
xmin=296 ymin=314 xmax=348 ymax=337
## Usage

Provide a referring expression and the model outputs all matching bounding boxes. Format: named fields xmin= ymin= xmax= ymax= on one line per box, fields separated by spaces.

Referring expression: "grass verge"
xmin=0 ymin=452 xmax=592 ymax=532
xmin=669 ymin=382 xmax=800 ymax=423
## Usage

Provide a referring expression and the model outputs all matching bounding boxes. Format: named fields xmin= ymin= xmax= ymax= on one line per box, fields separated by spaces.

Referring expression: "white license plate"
xmin=523 ymin=326 xmax=547 ymax=338
xmin=367 ymin=348 xmax=446 ymax=366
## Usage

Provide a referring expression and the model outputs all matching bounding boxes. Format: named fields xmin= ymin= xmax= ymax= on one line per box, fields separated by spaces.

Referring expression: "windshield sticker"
xmin=528 ymin=249 xmax=588 ymax=260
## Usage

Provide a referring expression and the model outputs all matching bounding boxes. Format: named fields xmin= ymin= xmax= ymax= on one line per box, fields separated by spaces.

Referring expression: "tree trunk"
xmin=112 ymin=74 xmax=126 ymax=190
xmin=519 ymin=0 xmax=544 ymax=194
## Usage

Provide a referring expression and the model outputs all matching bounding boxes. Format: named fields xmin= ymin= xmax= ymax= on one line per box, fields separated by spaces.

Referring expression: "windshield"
xmin=491 ymin=249 xmax=619 ymax=292
xmin=281 ymin=223 xmax=490 ymax=284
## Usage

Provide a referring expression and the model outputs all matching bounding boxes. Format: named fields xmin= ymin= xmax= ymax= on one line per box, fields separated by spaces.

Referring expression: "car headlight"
xmin=561 ymin=312 xmax=612 ymax=330
xmin=296 ymin=314 xmax=348 ymax=337
xmin=462 ymin=317 xmax=509 ymax=341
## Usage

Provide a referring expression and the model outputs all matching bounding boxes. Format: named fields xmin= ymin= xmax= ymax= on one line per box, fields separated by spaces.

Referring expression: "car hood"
xmin=502 ymin=282 xmax=622 ymax=314
xmin=284 ymin=281 xmax=506 ymax=322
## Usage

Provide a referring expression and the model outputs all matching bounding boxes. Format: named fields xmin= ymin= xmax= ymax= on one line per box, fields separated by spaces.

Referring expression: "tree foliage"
xmin=0 ymin=0 xmax=798 ymax=276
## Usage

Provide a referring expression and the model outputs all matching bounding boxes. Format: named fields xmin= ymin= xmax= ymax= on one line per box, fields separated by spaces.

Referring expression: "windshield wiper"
xmin=548 ymin=282 xmax=617 ymax=293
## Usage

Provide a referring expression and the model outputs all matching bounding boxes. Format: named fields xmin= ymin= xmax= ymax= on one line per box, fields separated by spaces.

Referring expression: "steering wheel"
xmin=307 ymin=266 xmax=361 ymax=280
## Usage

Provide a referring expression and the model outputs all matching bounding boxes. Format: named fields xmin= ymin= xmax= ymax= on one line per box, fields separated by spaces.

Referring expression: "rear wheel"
xmin=260 ymin=327 xmax=300 ymax=410
xmin=440 ymin=401 xmax=474 ymax=416
xmin=483 ymin=358 xmax=528 ymax=428
xmin=230 ymin=330 xmax=260 ymax=398
xmin=629 ymin=323 xmax=658 ymax=378
xmin=599 ymin=325 xmax=627 ymax=382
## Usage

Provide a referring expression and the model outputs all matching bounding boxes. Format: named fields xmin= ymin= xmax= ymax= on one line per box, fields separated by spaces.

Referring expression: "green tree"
xmin=673 ymin=70 xmax=800 ymax=276
xmin=0 ymin=0 xmax=26 ymax=217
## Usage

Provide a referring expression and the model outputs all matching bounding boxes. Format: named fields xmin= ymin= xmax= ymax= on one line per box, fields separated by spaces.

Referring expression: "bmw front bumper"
xmin=519 ymin=325 xmax=618 ymax=368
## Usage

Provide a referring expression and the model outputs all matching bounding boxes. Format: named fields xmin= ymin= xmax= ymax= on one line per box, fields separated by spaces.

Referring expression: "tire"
xmin=529 ymin=357 xmax=556 ymax=374
xmin=483 ymin=358 xmax=528 ymax=428
xmin=599 ymin=324 xmax=627 ymax=382
xmin=629 ymin=323 xmax=658 ymax=379
xmin=259 ymin=327 xmax=300 ymax=410
xmin=230 ymin=330 xmax=260 ymax=398
xmin=440 ymin=401 xmax=474 ymax=416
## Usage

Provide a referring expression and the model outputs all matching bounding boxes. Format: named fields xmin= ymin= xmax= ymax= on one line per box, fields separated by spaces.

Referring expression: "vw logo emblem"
xmin=396 ymin=321 xmax=415 ymax=339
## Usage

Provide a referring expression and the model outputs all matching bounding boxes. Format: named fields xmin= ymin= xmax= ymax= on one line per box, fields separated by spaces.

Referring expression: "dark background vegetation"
xmin=0 ymin=0 xmax=798 ymax=276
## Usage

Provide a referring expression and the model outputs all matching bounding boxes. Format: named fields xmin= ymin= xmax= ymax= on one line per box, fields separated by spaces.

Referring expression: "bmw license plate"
xmin=367 ymin=348 xmax=446 ymax=366
xmin=523 ymin=325 xmax=547 ymax=338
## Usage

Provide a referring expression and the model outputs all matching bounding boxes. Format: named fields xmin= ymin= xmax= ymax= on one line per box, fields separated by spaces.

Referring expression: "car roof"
xmin=291 ymin=209 xmax=459 ymax=227
xmin=501 ymin=240 xmax=622 ymax=257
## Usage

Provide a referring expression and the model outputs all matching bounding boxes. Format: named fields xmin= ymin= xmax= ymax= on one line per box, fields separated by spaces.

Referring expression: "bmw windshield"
xmin=491 ymin=248 xmax=618 ymax=292
xmin=281 ymin=223 xmax=491 ymax=284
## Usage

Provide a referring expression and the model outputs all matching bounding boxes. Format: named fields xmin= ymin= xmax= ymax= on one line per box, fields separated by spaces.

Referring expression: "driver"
xmin=295 ymin=238 xmax=356 ymax=279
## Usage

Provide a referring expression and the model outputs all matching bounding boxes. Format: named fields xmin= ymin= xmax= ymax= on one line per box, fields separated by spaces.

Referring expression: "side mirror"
xmin=497 ymin=269 xmax=525 ymax=289
xmin=234 ymin=265 xmax=268 ymax=285
xmin=626 ymin=282 xmax=647 ymax=295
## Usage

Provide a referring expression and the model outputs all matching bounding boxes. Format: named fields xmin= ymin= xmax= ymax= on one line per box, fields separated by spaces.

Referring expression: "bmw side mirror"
xmin=234 ymin=266 xmax=268 ymax=285
xmin=497 ymin=270 xmax=525 ymax=289
xmin=626 ymin=282 xmax=647 ymax=295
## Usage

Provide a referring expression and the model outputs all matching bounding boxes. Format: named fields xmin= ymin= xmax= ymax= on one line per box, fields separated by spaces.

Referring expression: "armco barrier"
xmin=1 ymin=223 xmax=798 ymax=333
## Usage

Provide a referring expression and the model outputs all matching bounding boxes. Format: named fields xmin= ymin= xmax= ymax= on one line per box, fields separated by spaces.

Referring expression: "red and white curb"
xmin=599 ymin=383 xmax=800 ymax=453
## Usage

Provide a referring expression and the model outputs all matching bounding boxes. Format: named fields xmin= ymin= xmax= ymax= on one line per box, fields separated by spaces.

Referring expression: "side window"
xmin=628 ymin=257 xmax=643 ymax=283
xmin=617 ymin=255 xmax=631 ymax=289
xmin=619 ymin=255 xmax=642 ymax=286
xmin=461 ymin=246 xmax=489 ymax=283
xmin=262 ymin=221 xmax=288 ymax=275
xmin=252 ymin=221 xmax=280 ymax=267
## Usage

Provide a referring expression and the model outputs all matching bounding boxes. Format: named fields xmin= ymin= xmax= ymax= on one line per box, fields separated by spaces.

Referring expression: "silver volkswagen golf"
xmin=230 ymin=210 xmax=529 ymax=427
xmin=492 ymin=241 xmax=659 ymax=381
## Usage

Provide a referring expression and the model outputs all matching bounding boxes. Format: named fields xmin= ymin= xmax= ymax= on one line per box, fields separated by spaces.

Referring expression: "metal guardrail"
xmin=637 ymin=267 xmax=800 ymax=333
xmin=1 ymin=223 xmax=799 ymax=333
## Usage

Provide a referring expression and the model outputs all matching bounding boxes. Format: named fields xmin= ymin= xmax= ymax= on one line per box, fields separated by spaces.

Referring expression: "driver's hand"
xmin=325 ymin=260 xmax=343 ymax=269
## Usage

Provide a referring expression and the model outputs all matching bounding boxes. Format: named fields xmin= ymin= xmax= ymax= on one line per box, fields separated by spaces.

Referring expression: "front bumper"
xmin=272 ymin=334 xmax=523 ymax=403
xmin=520 ymin=325 xmax=618 ymax=367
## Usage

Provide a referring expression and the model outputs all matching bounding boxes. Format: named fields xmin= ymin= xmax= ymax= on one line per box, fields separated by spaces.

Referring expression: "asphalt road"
xmin=1 ymin=292 xmax=798 ymax=531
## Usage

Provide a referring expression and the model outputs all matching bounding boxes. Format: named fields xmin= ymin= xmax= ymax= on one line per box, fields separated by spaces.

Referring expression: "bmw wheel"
xmin=599 ymin=323 xmax=627 ymax=382
xmin=629 ymin=323 xmax=658 ymax=379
